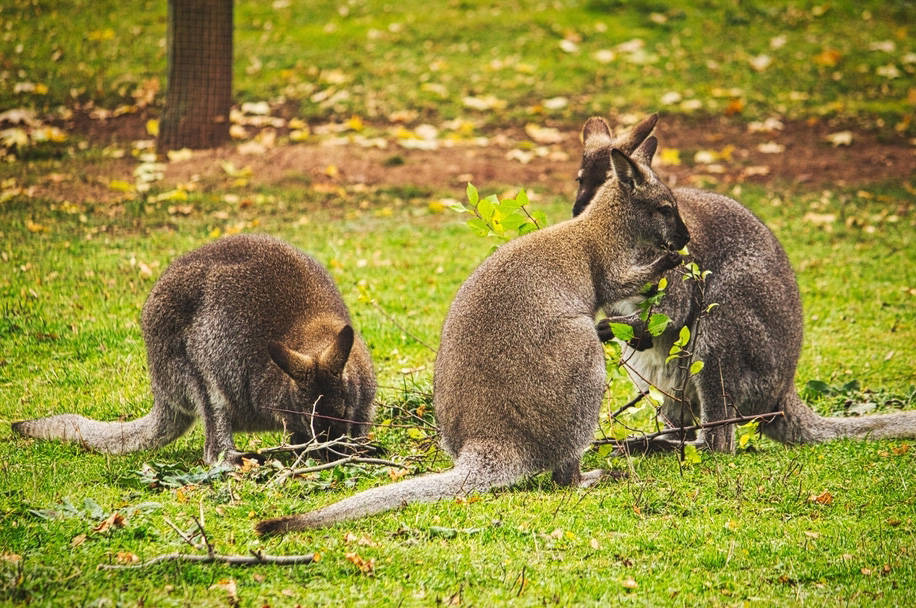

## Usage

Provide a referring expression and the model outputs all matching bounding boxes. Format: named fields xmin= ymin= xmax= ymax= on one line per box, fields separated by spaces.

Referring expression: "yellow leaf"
xmin=346 ymin=116 xmax=364 ymax=131
xmin=659 ymin=148 xmax=681 ymax=166
xmin=814 ymin=49 xmax=842 ymax=67
xmin=289 ymin=128 xmax=310 ymax=142
xmin=108 ymin=179 xmax=135 ymax=193
xmin=145 ymin=119 xmax=159 ymax=137
xmin=34 ymin=83 xmax=48 ymax=95
xmin=209 ymin=227 xmax=222 ymax=239
xmin=88 ymin=29 xmax=115 ymax=41
xmin=26 ymin=219 xmax=47 ymax=233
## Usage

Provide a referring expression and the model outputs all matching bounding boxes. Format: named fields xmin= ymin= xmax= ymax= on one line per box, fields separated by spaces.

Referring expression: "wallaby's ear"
xmin=610 ymin=148 xmax=644 ymax=190
xmin=632 ymin=135 xmax=658 ymax=165
xmin=318 ymin=325 xmax=354 ymax=376
xmin=581 ymin=117 xmax=612 ymax=147
xmin=268 ymin=341 xmax=316 ymax=384
xmin=615 ymin=113 xmax=658 ymax=155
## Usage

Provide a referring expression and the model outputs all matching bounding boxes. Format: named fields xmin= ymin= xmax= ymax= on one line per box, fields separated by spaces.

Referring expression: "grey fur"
xmin=256 ymin=118 xmax=689 ymax=534
xmin=578 ymin=116 xmax=916 ymax=451
xmin=12 ymin=234 xmax=376 ymax=465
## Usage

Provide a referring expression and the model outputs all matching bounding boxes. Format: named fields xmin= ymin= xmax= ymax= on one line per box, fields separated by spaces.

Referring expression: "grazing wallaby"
xmin=256 ymin=121 xmax=689 ymax=534
xmin=12 ymin=234 xmax=376 ymax=465
xmin=577 ymin=114 xmax=916 ymax=451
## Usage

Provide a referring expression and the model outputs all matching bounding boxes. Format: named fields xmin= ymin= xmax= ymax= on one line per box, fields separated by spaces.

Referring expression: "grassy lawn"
xmin=1 ymin=0 xmax=915 ymax=606
xmin=1 ymin=180 xmax=913 ymax=606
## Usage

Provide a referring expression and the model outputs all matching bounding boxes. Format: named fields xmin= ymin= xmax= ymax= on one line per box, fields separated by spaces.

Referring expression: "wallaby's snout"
xmin=669 ymin=210 xmax=690 ymax=251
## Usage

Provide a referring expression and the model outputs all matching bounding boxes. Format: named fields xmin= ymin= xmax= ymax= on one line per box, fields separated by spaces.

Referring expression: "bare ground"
xmin=27 ymin=113 xmax=916 ymax=205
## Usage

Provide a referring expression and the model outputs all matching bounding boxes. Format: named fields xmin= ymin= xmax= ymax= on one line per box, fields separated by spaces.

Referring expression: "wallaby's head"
xmin=576 ymin=114 xmax=689 ymax=252
xmin=267 ymin=324 xmax=357 ymax=446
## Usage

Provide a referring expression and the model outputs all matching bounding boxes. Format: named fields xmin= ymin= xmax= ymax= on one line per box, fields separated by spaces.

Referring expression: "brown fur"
xmin=12 ymin=234 xmax=376 ymax=465
xmin=579 ymin=116 xmax=916 ymax=451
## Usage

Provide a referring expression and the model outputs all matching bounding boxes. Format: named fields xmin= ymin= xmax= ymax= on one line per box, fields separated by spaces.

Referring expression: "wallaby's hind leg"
xmin=552 ymin=458 xmax=604 ymax=488
xmin=692 ymin=359 xmax=737 ymax=452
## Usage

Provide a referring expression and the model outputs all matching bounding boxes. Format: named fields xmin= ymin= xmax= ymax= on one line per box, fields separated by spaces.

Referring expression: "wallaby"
xmin=12 ymin=233 xmax=377 ymax=465
xmin=256 ymin=119 xmax=689 ymax=534
xmin=576 ymin=114 xmax=916 ymax=451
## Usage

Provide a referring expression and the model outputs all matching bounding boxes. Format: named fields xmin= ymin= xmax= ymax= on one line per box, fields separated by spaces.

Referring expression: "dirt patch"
xmin=32 ymin=113 xmax=916 ymax=205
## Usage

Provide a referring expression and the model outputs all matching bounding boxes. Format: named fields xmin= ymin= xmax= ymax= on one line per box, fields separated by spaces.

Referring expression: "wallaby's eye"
xmin=657 ymin=206 xmax=674 ymax=216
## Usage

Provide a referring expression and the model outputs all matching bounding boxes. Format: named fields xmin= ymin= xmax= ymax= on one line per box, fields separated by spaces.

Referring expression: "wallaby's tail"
xmin=762 ymin=392 xmax=916 ymax=444
xmin=11 ymin=403 xmax=194 ymax=454
xmin=256 ymin=448 xmax=524 ymax=535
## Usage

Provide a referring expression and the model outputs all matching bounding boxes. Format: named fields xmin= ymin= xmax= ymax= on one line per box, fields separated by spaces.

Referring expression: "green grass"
xmin=1 ymin=178 xmax=914 ymax=606
xmin=2 ymin=0 xmax=914 ymax=129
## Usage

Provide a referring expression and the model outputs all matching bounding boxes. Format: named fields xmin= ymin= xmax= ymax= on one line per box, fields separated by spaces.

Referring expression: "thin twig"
xmin=609 ymin=390 xmax=648 ymax=420
xmin=163 ymin=517 xmax=202 ymax=551
xmin=99 ymin=551 xmax=316 ymax=570
xmin=365 ymin=297 xmax=437 ymax=353
xmin=269 ymin=456 xmax=406 ymax=488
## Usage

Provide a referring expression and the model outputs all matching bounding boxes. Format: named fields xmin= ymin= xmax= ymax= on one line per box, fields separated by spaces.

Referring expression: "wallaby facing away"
xmin=577 ymin=115 xmax=916 ymax=451
xmin=256 ymin=119 xmax=689 ymax=534
xmin=12 ymin=234 xmax=376 ymax=465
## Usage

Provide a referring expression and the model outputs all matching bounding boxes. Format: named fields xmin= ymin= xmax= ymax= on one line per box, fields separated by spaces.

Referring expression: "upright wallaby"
xmin=576 ymin=114 xmax=916 ymax=451
xmin=12 ymin=234 xmax=377 ymax=465
xmin=256 ymin=119 xmax=689 ymax=534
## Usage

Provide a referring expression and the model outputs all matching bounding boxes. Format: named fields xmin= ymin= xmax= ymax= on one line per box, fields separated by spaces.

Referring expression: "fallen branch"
xmin=593 ymin=410 xmax=784 ymax=447
xmin=99 ymin=515 xmax=315 ymax=570
xmin=99 ymin=550 xmax=316 ymax=570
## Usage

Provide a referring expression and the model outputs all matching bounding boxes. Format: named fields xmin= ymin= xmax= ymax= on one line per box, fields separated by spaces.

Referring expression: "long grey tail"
xmin=11 ymin=403 xmax=194 ymax=454
xmin=762 ymin=391 xmax=916 ymax=444
xmin=256 ymin=448 xmax=524 ymax=535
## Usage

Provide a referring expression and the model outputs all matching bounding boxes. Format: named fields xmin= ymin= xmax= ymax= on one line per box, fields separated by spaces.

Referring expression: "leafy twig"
xmin=592 ymin=411 xmax=784 ymax=447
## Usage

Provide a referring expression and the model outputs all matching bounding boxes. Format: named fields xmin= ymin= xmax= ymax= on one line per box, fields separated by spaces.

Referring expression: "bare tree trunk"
xmin=158 ymin=0 xmax=233 ymax=152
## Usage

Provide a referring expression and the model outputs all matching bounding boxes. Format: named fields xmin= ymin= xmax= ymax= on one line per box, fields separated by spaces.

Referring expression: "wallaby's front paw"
xmin=596 ymin=318 xmax=613 ymax=342
xmin=656 ymin=251 xmax=682 ymax=273
xmin=627 ymin=331 xmax=653 ymax=351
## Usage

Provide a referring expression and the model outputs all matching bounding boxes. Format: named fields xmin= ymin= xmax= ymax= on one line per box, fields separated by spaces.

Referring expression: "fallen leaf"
xmin=145 ymin=119 xmax=159 ymax=137
xmin=825 ymin=131 xmax=853 ymax=146
xmin=345 ymin=552 xmax=375 ymax=574
xmin=524 ymin=123 xmax=563 ymax=144
xmin=622 ymin=577 xmax=638 ymax=589
xmin=116 ymin=551 xmax=139 ymax=564
xmin=724 ymin=98 xmax=744 ymax=115
xmin=70 ymin=533 xmax=88 ymax=547
xmin=808 ymin=490 xmax=833 ymax=505
xmin=749 ymin=54 xmax=772 ymax=71
xmin=813 ymin=49 xmax=842 ymax=67
xmin=93 ymin=511 xmax=125 ymax=533
xmin=757 ymin=142 xmax=785 ymax=154
xmin=209 ymin=579 xmax=239 ymax=602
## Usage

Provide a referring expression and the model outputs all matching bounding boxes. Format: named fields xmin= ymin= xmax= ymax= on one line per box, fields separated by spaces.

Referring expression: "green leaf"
xmin=683 ymin=443 xmax=702 ymax=465
xmin=466 ymin=182 xmax=478 ymax=207
xmin=477 ymin=195 xmax=497 ymax=223
xmin=678 ymin=325 xmax=691 ymax=346
xmin=689 ymin=360 xmax=704 ymax=375
xmin=647 ymin=313 xmax=670 ymax=336
xmin=646 ymin=386 xmax=666 ymax=406
xmin=407 ymin=427 xmax=426 ymax=440
xmin=446 ymin=200 xmax=469 ymax=213
xmin=705 ymin=302 xmax=719 ymax=313
xmin=609 ymin=323 xmax=635 ymax=342
xmin=466 ymin=217 xmax=491 ymax=237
